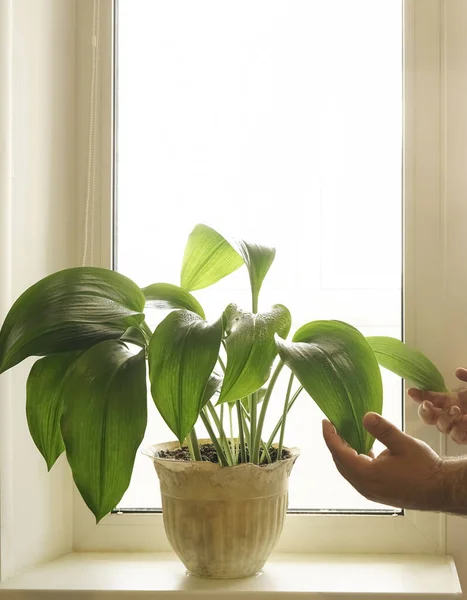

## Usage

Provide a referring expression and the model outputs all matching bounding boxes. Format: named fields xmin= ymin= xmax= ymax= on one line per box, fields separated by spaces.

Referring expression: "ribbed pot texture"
xmin=148 ymin=439 xmax=299 ymax=579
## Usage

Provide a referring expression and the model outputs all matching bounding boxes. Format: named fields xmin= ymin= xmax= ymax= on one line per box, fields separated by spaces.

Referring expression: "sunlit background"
xmin=115 ymin=0 xmax=403 ymax=510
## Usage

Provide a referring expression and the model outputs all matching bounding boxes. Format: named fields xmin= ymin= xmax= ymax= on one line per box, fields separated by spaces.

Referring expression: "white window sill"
xmin=0 ymin=552 xmax=461 ymax=599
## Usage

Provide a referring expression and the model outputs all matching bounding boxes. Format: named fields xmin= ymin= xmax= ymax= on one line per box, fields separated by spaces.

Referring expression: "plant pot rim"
xmin=143 ymin=438 xmax=300 ymax=472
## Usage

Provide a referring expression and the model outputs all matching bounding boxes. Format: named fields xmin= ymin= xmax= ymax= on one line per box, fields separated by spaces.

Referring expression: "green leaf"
xmin=218 ymin=304 xmax=292 ymax=404
xmin=366 ymin=336 xmax=447 ymax=392
xmin=142 ymin=282 xmax=205 ymax=318
xmin=180 ymin=224 xmax=244 ymax=291
xmin=120 ymin=326 xmax=147 ymax=347
xmin=60 ymin=341 xmax=147 ymax=522
xmin=233 ymin=240 xmax=276 ymax=312
xmin=0 ymin=267 xmax=145 ymax=374
xmin=26 ymin=352 xmax=81 ymax=471
xmin=277 ymin=320 xmax=383 ymax=454
xmin=238 ymin=387 xmax=267 ymax=411
xmin=180 ymin=224 xmax=276 ymax=310
xmin=148 ymin=310 xmax=223 ymax=442
xmin=203 ymin=372 xmax=223 ymax=407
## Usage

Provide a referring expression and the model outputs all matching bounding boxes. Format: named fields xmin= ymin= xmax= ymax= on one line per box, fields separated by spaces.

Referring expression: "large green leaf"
xmin=0 ymin=267 xmax=145 ymax=374
xmin=60 ymin=341 xmax=147 ymax=522
xmin=180 ymin=224 xmax=244 ymax=291
xmin=26 ymin=352 xmax=81 ymax=471
xmin=277 ymin=320 xmax=383 ymax=454
xmin=142 ymin=283 xmax=205 ymax=318
xmin=232 ymin=240 xmax=276 ymax=312
xmin=148 ymin=310 xmax=223 ymax=442
xmin=218 ymin=304 xmax=291 ymax=404
xmin=366 ymin=336 xmax=447 ymax=392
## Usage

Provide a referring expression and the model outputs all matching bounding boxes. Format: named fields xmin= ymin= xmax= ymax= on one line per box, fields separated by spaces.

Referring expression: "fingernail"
xmin=449 ymin=406 xmax=458 ymax=416
xmin=421 ymin=401 xmax=430 ymax=412
xmin=322 ymin=420 xmax=335 ymax=434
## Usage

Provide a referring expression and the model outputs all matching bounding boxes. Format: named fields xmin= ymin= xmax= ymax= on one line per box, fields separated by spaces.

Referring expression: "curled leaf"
xmin=0 ymin=267 xmax=145 ymax=373
xmin=143 ymin=282 xmax=205 ymax=318
xmin=218 ymin=304 xmax=291 ymax=404
xmin=278 ymin=320 xmax=383 ymax=454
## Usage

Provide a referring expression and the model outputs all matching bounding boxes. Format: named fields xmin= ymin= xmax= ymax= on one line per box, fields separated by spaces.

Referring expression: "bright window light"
xmin=115 ymin=0 xmax=402 ymax=511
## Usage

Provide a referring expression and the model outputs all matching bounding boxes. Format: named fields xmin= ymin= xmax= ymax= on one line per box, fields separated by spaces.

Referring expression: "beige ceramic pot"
xmin=147 ymin=439 xmax=299 ymax=579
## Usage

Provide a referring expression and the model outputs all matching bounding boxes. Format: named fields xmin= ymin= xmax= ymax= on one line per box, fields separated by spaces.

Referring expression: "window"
xmin=114 ymin=0 xmax=403 ymax=512
xmin=71 ymin=0 xmax=447 ymax=556
xmin=0 ymin=0 xmax=460 ymax=575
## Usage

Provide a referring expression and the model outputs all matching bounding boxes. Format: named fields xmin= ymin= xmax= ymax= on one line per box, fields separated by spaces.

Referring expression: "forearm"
xmin=434 ymin=458 xmax=467 ymax=515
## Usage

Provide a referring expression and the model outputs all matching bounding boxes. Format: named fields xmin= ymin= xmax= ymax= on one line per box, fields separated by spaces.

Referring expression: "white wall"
xmin=0 ymin=0 xmax=76 ymax=580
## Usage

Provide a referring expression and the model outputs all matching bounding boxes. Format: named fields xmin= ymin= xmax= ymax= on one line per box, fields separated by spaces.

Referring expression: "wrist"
xmin=434 ymin=457 xmax=467 ymax=514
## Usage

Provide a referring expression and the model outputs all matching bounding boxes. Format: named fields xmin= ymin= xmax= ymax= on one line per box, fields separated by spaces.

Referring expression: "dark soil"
xmin=156 ymin=443 xmax=291 ymax=465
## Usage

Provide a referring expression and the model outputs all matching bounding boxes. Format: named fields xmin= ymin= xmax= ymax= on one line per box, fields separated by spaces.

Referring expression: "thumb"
xmin=363 ymin=412 xmax=410 ymax=454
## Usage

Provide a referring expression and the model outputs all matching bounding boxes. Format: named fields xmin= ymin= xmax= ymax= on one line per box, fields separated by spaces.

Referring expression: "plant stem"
xmin=242 ymin=397 xmax=251 ymax=448
xmin=249 ymin=393 xmax=257 ymax=458
xmin=241 ymin=408 xmax=250 ymax=436
xmin=239 ymin=400 xmax=250 ymax=420
xmin=278 ymin=372 xmax=294 ymax=460
xmin=258 ymin=434 xmax=273 ymax=463
xmin=206 ymin=401 xmax=234 ymax=465
xmin=220 ymin=403 xmax=230 ymax=459
xmin=220 ymin=402 xmax=225 ymax=430
xmin=200 ymin=410 xmax=229 ymax=467
xmin=140 ymin=320 xmax=153 ymax=343
xmin=266 ymin=385 xmax=303 ymax=449
xmin=236 ymin=400 xmax=247 ymax=463
xmin=228 ymin=404 xmax=237 ymax=462
xmin=187 ymin=428 xmax=202 ymax=461
xmin=252 ymin=291 xmax=258 ymax=314
xmin=252 ymin=360 xmax=285 ymax=463
xmin=240 ymin=408 xmax=250 ymax=455
xmin=217 ymin=354 xmax=226 ymax=373
xmin=239 ymin=399 xmax=272 ymax=463
xmin=261 ymin=442 xmax=272 ymax=463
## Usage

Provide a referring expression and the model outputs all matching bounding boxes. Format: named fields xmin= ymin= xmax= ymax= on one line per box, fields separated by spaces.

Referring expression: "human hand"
xmin=408 ymin=367 xmax=467 ymax=444
xmin=322 ymin=413 xmax=445 ymax=510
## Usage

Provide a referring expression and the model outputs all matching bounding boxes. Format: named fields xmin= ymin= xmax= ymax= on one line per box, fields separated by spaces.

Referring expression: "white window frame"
xmin=2 ymin=1 xmax=461 ymax=579
xmin=68 ymin=0 xmax=452 ymax=554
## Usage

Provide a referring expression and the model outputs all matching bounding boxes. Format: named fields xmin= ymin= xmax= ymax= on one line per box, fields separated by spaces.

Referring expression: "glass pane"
xmin=115 ymin=0 xmax=403 ymax=511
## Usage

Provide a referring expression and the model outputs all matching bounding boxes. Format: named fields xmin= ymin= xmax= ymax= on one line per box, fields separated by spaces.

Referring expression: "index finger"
xmin=408 ymin=388 xmax=456 ymax=409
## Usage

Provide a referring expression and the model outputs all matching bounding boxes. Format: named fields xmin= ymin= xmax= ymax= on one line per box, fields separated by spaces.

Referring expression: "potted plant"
xmin=0 ymin=224 xmax=447 ymax=578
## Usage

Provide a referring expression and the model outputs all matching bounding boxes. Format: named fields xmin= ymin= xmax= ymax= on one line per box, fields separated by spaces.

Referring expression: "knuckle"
xmin=419 ymin=404 xmax=435 ymax=425
xmin=376 ymin=423 xmax=393 ymax=440
xmin=436 ymin=420 xmax=449 ymax=434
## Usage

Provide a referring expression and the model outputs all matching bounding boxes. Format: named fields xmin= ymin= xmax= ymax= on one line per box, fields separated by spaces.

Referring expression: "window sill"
xmin=0 ymin=552 xmax=461 ymax=599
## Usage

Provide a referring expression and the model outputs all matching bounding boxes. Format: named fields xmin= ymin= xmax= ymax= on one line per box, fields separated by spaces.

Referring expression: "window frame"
xmin=72 ymin=0 xmax=448 ymax=554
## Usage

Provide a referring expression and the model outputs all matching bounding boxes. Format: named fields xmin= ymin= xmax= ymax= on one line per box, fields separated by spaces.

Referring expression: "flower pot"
xmin=146 ymin=439 xmax=299 ymax=579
